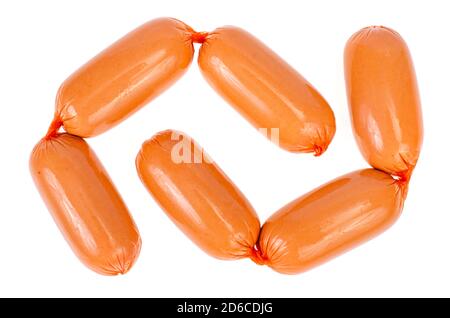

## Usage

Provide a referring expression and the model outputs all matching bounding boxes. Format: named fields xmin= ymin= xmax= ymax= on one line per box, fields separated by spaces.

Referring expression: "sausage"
xmin=56 ymin=17 xmax=195 ymax=137
xmin=344 ymin=26 xmax=423 ymax=180
xmin=255 ymin=169 xmax=404 ymax=274
xmin=136 ymin=130 xmax=260 ymax=259
xmin=198 ymin=26 xmax=335 ymax=155
xmin=30 ymin=133 xmax=141 ymax=275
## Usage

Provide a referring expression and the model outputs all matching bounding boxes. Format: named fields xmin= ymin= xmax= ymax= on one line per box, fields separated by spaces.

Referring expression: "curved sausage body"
xmin=136 ymin=130 xmax=260 ymax=259
xmin=257 ymin=169 xmax=404 ymax=274
xmin=56 ymin=17 xmax=195 ymax=137
xmin=30 ymin=133 xmax=141 ymax=275
xmin=344 ymin=26 xmax=423 ymax=179
xmin=198 ymin=26 xmax=335 ymax=155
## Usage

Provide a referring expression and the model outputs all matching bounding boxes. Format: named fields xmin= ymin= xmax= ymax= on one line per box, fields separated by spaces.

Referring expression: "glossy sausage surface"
xmin=344 ymin=26 xmax=423 ymax=179
xmin=198 ymin=26 xmax=335 ymax=155
xmin=257 ymin=169 xmax=404 ymax=274
xmin=56 ymin=17 xmax=195 ymax=137
xmin=30 ymin=133 xmax=141 ymax=275
xmin=136 ymin=130 xmax=260 ymax=260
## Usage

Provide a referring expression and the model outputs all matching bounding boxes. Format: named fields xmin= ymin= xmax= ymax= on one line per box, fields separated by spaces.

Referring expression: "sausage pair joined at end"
xmin=135 ymin=130 xmax=407 ymax=275
xmin=52 ymin=16 xmax=336 ymax=157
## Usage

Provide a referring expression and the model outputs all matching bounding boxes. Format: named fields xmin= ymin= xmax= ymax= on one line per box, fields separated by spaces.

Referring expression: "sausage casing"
xmin=30 ymin=133 xmax=141 ymax=275
xmin=257 ymin=169 xmax=404 ymax=274
xmin=344 ymin=26 xmax=423 ymax=179
xmin=136 ymin=130 xmax=260 ymax=259
xmin=56 ymin=17 xmax=195 ymax=137
xmin=198 ymin=26 xmax=335 ymax=155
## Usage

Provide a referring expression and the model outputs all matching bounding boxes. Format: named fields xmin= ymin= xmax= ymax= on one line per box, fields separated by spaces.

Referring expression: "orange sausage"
xmin=255 ymin=169 xmax=404 ymax=274
xmin=136 ymin=130 xmax=260 ymax=259
xmin=344 ymin=26 xmax=423 ymax=180
xmin=30 ymin=133 xmax=141 ymax=275
xmin=56 ymin=17 xmax=195 ymax=137
xmin=198 ymin=26 xmax=335 ymax=155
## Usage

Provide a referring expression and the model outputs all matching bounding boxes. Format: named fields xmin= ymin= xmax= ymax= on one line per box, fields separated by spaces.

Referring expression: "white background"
xmin=0 ymin=0 xmax=449 ymax=297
